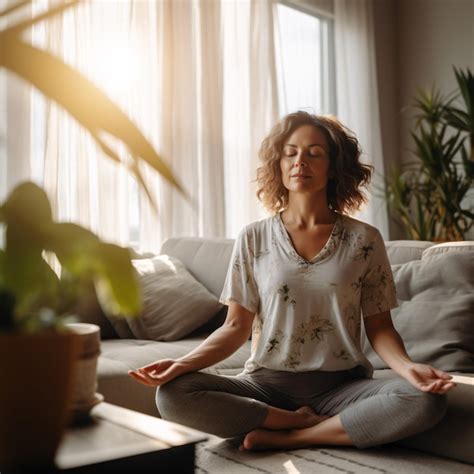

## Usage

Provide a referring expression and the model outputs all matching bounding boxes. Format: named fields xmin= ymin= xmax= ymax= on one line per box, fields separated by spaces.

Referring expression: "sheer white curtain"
xmin=36 ymin=0 xmax=144 ymax=246
xmin=334 ymin=0 xmax=389 ymax=238
xmin=142 ymin=0 xmax=279 ymax=244
xmin=0 ymin=2 xmax=32 ymax=203
xmin=222 ymin=0 xmax=279 ymax=236
xmin=148 ymin=0 xmax=226 ymax=246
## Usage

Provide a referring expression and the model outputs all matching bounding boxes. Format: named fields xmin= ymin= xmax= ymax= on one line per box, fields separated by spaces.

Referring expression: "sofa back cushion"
xmin=421 ymin=241 xmax=474 ymax=259
xmin=161 ymin=237 xmax=235 ymax=297
xmin=384 ymin=240 xmax=434 ymax=264
xmin=362 ymin=248 xmax=474 ymax=372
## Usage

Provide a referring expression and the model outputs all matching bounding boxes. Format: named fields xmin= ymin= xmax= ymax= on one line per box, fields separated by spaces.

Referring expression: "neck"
xmin=283 ymin=192 xmax=336 ymax=228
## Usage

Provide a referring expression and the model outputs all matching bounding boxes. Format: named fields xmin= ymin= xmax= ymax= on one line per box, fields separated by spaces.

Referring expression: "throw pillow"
xmin=113 ymin=255 xmax=223 ymax=341
xmin=362 ymin=251 xmax=474 ymax=372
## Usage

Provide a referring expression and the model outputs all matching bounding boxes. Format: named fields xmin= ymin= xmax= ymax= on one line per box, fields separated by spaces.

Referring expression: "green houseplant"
xmin=0 ymin=1 xmax=186 ymax=469
xmin=0 ymin=182 xmax=144 ymax=470
xmin=384 ymin=67 xmax=474 ymax=241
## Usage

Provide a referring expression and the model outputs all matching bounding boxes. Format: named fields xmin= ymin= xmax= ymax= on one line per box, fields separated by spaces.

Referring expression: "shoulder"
xmin=340 ymin=214 xmax=382 ymax=240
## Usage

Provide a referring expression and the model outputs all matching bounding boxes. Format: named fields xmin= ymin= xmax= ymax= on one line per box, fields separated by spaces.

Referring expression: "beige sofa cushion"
xmin=385 ymin=240 xmax=434 ymax=264
xmin=362 ymin=250 xmax=474 ymax=372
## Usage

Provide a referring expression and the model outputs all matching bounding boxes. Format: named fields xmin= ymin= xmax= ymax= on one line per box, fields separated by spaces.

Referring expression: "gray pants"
xmin=156 ymin=368 xmax=447 ymax=448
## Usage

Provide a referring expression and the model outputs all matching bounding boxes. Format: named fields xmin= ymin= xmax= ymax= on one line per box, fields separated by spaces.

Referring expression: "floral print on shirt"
xmin=277 ymin=284 xmax=297 ymax=307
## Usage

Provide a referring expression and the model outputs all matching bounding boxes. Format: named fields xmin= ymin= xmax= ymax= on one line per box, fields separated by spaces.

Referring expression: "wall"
xmin=398 ymin=0 xmax=474 ymax=162
xmin=374 ymin=0 xmax=474 ymax=239
xmin=373 ymin=0 xmax=399 ymax=238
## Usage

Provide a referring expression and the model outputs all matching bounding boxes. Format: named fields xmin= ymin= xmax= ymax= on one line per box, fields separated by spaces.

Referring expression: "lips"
xmin=291 ymin=174 xmax=311 ymax=178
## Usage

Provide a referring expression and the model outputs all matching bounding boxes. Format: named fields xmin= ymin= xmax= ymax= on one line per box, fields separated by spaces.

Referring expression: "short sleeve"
xmin=219 ymin=228 xmax=260 ymax=314
xmin=361 ymin=228 xmax=399 ymax=318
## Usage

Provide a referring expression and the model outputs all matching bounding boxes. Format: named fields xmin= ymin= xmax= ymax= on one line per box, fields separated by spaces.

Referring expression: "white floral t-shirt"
xmin=219 ymin=212 xmax=398 ymax=376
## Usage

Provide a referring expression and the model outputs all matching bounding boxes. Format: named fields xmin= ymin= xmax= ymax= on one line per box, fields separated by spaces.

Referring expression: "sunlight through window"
xmin=92 ymin=34 xmax=139 ymax=98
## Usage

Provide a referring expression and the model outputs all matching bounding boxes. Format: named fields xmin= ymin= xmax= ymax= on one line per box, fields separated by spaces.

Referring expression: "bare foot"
xmin=293 ymin=406 xmax=329 ymax=429
xmin=239 ymin=408 xmax=329 ymax=452
xmin=240 ymin=428 xmax=309 ymax=452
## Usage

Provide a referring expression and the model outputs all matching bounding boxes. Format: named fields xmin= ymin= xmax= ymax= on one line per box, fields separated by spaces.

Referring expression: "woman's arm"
xmin=128 ymin=301 xmax=254 ymax=386
xmin=364 ymin=311 xmax=455 ymax=394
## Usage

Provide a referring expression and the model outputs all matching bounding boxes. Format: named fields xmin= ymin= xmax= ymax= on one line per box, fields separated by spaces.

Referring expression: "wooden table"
xmin=54 ymin=402 xmax=208 ymax=473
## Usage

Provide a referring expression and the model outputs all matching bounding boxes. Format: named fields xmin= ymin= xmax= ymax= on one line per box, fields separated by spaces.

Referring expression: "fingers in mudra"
xmin=128 ymin=370 xmax=156 ymax=386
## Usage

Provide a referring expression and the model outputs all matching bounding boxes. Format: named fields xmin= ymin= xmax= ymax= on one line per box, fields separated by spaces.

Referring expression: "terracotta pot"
xmin=0 ymin=330 xmax=80 ymax=471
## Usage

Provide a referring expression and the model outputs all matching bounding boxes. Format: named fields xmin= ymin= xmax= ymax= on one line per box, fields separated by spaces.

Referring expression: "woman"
xmin=129 ymin=111 xmax=454 ymax=451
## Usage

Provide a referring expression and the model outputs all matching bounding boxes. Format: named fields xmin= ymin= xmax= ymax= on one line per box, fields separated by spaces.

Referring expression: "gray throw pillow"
xmin=362 ymin=251 xmax=474 ymax=372
xmin=110 ymin=255 xmax=223 ymax=341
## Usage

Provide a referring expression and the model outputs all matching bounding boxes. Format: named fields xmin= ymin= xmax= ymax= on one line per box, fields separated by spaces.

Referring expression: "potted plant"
xmin=0 ymin=182 xmax=144 ymax=470
xmin=0 ymin=1 xmax=186 ymax=470
xmin=383 ymin=67 xmax=473 ymax=241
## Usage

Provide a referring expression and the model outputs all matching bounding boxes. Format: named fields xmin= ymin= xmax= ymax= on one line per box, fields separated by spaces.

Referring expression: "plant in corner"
xmin=383 ymin=67 xmax=474 ymax=241
xmin=0 ymin=0 xmax=187 ymax=470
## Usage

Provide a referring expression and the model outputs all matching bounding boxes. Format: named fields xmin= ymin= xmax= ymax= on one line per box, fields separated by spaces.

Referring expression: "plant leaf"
xmin=1 ymin=182 xmax=53 ymax=251
xmin=94 ymin=244 xmax=142 ymax=317
xmin=3 ymin=248 xmax=60 ymax=318
xmin=44 ymin=222 xmax=100 ymax=275
xmin=45 ymin=223 xmax=142 ymax=316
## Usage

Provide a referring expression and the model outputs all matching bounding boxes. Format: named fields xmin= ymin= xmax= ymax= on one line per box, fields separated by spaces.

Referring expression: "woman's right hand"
xmin=128 ymin=358 xmax=188 ymax=386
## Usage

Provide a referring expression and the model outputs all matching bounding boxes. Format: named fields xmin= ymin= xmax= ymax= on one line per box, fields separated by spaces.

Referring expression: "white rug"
xmin=195 ymin=435 xmax=474 ymax=474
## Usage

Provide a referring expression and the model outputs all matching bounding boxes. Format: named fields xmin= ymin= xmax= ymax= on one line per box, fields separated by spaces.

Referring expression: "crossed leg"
xmin=242 ymin=376 xmax=447 ymax=451
xmin=157 ymin=371 xmax=446 ymax=451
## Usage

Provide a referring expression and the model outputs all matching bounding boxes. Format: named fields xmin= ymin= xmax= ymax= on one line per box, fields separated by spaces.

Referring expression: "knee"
xmin=415 ymin=392 xmax=448 ymax=429
xmin=393 ymin=381 xmax=448 ymax=430
xmin=156 ymin=373 xmax=196 ymax=422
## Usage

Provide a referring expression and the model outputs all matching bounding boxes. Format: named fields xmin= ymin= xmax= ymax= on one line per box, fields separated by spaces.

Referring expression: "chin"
xmin=287 ymin=184 xmax=326 ymax=194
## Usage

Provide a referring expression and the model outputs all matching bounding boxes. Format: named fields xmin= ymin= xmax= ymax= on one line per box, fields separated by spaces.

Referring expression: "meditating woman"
xmin=129 ymin=111 xmax=454 ymax=451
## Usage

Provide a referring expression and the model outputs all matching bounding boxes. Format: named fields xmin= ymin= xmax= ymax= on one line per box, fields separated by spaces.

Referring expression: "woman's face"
xmin=279 ymin=124 xmax=331 ymax=196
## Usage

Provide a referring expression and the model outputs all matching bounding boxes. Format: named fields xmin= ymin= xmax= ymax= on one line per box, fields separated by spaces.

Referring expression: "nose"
xmin=293 ymin=152 xmax=307 ymax=168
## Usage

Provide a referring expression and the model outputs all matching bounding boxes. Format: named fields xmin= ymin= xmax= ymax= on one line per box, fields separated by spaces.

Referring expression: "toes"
xmin=243 ymin=432 xmax=256 ymax=450
xmin=242 ymin=430 xmax=261 ymax=451
xmin=296 ymin=406 xmax=316 ymax=415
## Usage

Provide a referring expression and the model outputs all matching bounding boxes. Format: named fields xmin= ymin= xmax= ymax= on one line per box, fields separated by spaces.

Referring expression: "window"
xmin=275 ymin=1 xmax=336 ymax=116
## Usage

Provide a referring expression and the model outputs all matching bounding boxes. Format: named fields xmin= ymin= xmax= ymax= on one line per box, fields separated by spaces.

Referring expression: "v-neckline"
xmin=277 ymin=212 xmax=343 ymax=264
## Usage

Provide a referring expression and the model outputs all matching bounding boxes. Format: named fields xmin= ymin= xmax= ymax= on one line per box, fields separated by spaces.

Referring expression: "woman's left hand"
xmin=402 ymin=362 xmax=456 ymax=394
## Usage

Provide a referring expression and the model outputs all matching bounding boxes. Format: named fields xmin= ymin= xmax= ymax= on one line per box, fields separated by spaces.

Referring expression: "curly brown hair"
xmin=256 ymin=111 xmax=373 ymax=215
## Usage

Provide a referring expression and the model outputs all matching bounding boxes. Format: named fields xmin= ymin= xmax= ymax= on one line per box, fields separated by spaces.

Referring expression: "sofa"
xmin=83 ymin=237 xmax=474 ymax=466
